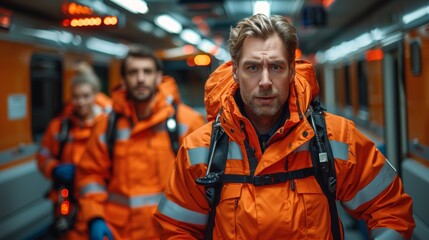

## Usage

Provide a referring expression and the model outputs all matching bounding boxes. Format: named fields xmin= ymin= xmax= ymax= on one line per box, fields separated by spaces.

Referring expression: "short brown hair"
xmin=228 ymin=14 xmax=298 ymax=65
xmin=120 ymin=47 xmax=163 ymax=77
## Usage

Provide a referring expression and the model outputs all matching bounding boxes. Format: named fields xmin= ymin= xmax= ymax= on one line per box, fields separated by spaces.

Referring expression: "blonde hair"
xmin=71 ymin=62 xmax=100 ymax=92
xmin=228 ymin=14 xmax=298 ymax=65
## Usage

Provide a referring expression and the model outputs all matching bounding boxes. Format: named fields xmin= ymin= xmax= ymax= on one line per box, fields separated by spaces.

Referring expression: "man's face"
xmin=123 ymin=56 xmax=162 ymax=102
xmin=72 ymin=83 xmax=96 ymax=119
xmin=233 ymin=34 xmax=294 ymax=120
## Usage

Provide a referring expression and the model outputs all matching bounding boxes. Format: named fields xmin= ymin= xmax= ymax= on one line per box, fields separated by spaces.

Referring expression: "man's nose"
xmin=259 ymin=67 xmax=272 ymax=88
xmin=137 ymin=70 xmax=146 ymax=83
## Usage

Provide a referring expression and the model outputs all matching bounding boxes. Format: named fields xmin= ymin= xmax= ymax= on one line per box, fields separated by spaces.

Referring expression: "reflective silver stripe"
xmin=370 ymin=228 xmax=404 ymax=240
xmin=188 ymin=147 xmax=209 ymax=166
xmin=330 ymin=140 xmax=348 ymax=160
xmin=178 ymin=123 xmax=188 ymax=137
xmin=108 ymin=192 xmax=163 ymax=208
xmin=342 ymin=160 xmax=396 ymax=210
xmin=227 ymin=141 xmax=243 ymax=160
xmin=54 ymin=134 xmax=73 ymax=142
xmin=292 ymin=142 xmax=310 ymax=153
xmin=157 ymin=195 xmax=208 ymax=225
xmin=99 ymin=134 xmax=106 ymax=145
xmin=38 ymin=147 xmax=51 ymax=157
xmin=80 ymin=182 xmax=107 ymax=196
xmin=116 ymin=128 xmax=130 ymax=141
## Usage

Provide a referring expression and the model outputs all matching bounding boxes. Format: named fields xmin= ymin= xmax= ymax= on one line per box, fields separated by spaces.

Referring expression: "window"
xmin=31 ymin=54 xmax=63 ymax=142
xmin=93 ymin=62 xmax=109 ymax=95
xmin=357 ymin=60 xmax=369 ymax=110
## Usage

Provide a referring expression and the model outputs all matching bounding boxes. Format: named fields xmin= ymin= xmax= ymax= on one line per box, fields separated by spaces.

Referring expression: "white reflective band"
xmin=330 ymin=140 xmax=349 ymax=160
xmin=80 ymin=182 xmax=107 ymax=196
xmin=109 ymin=192 xmax=163 ymax=208
xmin=116 ymin=128 xmax=131 ymax=141
xmin=55 ymin=134 xmax=73 ymax=142
xmin=342 ymin=160 xmax=396 ymax=210
xmin=99 ymin=134 xmax=106 ymax=145
xmin=178 ymin=123 xmax=188 ymax=137
xmin=38 ymin=147 xmax=52 ymax=157
xmin=227 ymin=141 xmax=243 ymax=160
xmin=188 ymin=147 xmax=209 ymax=166
xmin=292 ymin=142 xmax=310 ymax=153
xmin=371 ymin=228 xmax=404 ymax=240
xmin=157 ymin=195 xmax=208 ymax=225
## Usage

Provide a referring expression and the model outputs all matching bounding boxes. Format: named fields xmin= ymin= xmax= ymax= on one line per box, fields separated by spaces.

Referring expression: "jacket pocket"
xmin=295 ymin=177 xmax=330 ymax=237
xmin=105 ymin=202 xmax=130 ymax=227
xmin=216 ymin=183 xmax=243 ymax=240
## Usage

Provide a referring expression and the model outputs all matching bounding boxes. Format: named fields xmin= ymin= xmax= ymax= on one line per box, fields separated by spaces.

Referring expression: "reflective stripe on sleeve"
xmin=157 ymin=195 xmax=208 ymax=225
xmin=227 ymin=141 xmax=243 ymax=160
xmin=342 ymin=160 xmax=396 ymax=210
xmin=108 ymin=192 xmax=163 ymax=208
xmin=80 ymin=182 xmax=107 ymax=196
xmin=38 ymin=147 xmax=52 ymax=158
xmin=116 ymin=128 xmax=131 ymax=141
xmin=178 ymin=123 xmax=188 ymax=137
xmin=370 ymin=228 xmax=404 ymax=240
xmin=188 ymin=147 xmax=209 ymax=166
xmin=330 ymin=140 xmax=349 ymax=160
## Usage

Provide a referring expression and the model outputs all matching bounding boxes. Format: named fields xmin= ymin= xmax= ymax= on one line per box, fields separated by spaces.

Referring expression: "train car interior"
xmin=0 ymin=0 xmax=428 ymax=239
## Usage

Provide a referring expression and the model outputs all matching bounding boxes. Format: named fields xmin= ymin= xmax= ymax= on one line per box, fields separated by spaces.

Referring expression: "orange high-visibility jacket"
xmin=76 ymin=76 xmax=206 ymax=240
xmin=154 ymin=60 xmax=415 ymax=240
xmin=36 ymin=93 xmax=112 ymax=240
xmin=36 ymin=92 xmax=112 ymax=181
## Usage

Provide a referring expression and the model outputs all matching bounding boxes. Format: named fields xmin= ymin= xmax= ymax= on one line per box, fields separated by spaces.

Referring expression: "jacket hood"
xmin=204 ymin=59 xmax=319 ymax=122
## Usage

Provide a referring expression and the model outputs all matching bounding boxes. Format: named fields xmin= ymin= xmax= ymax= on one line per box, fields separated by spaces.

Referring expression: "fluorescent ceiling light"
xmin=180 ymin=29 xmax=201 ymax=45
xmin=155 ymin=15 xmax=182 ymax=34
xmin=402 ymin=5 xmax=429 ymax=24
xmin=109 ymin=0 xmax=148 ymax=14
xmin=138 ymin=21 xmax=154 ymax=32
xmin=197 ymin=39 xmax=216 ymax=53
xmin=86 ymin=37 xmax=128 ymax=57
xmin=253 ymin=1 xmax=271 ymax=17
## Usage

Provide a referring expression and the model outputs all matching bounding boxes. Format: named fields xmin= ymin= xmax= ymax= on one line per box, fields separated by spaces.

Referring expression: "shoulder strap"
xmin=195 ymin=112 xmax=229 ymax=240
xmin=57 ymin=118 xmax=71 ymax=160
xmin=308 ymin=97 xmax=342 ymax=240
xmin=166 ymin=102 xmax=180 ymax=155
xmin=106 ymin=111 xmax=119 ymax=161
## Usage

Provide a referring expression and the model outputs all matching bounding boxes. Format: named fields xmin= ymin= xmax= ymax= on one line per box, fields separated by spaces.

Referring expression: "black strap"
xmin=57 ymin=118 xmax=71 ymax=160
xmin=166 ymin=102 xmax=180 ymax=155
xmin=220 ymin=167 xmax=315 ymax=186
xmin=106 ymin=111 xmax=119 ymax=161
xmin=309 ymin=98 xmax=341 ymax=240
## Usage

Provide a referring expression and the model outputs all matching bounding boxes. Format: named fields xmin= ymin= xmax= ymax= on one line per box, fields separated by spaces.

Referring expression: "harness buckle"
xmin=195 ymin=172 xmax=221 ymax=187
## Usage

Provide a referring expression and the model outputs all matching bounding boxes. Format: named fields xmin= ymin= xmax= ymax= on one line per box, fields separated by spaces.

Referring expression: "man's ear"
xmin=232 ymin=63 xmax=238 ymax=83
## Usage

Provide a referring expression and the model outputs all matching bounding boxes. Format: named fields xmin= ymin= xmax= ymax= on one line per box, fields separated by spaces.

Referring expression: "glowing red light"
xmin=365 ymin=49 xmax=384 ymax=62
xmin=60 ymin=201 xmax=70 ymax=215
xmin=60 ymin=188 xmax=69 ymax=198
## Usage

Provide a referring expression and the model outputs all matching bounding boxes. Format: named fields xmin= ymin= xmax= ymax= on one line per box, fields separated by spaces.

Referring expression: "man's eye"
xmin=271 ymin=65 xmax=282 ymax=71
xmin=247 ymin=65 xmax=258 ymax=72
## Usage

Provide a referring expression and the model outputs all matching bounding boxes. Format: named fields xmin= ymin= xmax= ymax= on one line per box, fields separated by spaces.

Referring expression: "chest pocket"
xmin=217 ymin=183 xmax=243 ymax=239
xmin=295 ymin=176 xmax=330 ymax=236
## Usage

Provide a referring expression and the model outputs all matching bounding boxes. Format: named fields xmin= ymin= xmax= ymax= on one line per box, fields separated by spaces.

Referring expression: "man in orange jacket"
xmin=76 ymin=48 xmax=206 ymax=240
xmin=37 ymin=64 xmax=112 ymax=239
xmin=154 ymin=14 xmax=415 ymax=239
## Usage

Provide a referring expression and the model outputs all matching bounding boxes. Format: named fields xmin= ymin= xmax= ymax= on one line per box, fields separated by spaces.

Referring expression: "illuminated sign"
xmin=62 ymin=2 xmax=119 ymax=28
xmin=63 ymin=16 xmax=118 ymax=27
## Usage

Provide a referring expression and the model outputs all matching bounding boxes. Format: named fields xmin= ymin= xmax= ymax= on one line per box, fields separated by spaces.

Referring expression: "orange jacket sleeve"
xmin=76 ymin=116 xmax=111 ymax=223
xmin=335 ymin=118 xmax=415 ymax=239
xmin=154 ymin=132 xmax=210 ymax=239
xmin=36 ymin=118 xmax=61 ymax=179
